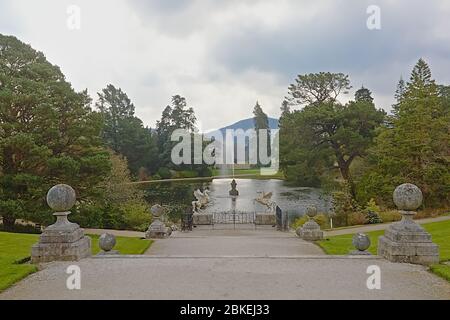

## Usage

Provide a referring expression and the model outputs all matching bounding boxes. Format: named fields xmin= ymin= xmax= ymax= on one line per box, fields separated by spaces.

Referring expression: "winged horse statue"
xmin=192 ymin=188 xmax=211 ymax=214
xmin=254 ymin=191 xmax=277 ymax=213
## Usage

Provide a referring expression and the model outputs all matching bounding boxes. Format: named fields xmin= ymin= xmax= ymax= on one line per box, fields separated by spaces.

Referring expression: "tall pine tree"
xmin=358 ymin=59 xmax=449 ymax=206
xmin=0 ymin=34 xmax=111 ymax=228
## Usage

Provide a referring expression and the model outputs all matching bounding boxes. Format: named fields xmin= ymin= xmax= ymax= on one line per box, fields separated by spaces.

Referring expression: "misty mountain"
xmin=205 ymin=117 xmax=278 ymax=137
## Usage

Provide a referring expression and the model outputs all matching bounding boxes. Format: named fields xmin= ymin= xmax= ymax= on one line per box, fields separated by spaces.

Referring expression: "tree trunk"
xmin=336 ymin=157 xmax=356 ymax=199
xmin=2 ymin=215 xmax=16 ymax=231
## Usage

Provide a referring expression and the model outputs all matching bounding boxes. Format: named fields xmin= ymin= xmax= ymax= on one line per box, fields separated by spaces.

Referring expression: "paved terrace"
xmin=1 ymin=225 xmax=449 ymax=300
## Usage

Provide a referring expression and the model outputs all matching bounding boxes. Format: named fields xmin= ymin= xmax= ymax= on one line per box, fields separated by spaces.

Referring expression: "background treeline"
xmin=0 ymin=35 xmax=208 ymax=231
xmin=280 ymin=61 xmax=449 ymax=226
xmin=1 ymin=34 xmax=448 ymax=231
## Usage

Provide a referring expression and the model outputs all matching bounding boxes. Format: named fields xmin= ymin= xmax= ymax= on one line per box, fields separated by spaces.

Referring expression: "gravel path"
xmin=2 ymin=226 xmax=449 ymax=300
xmin=146 ymin=226 xmax=324 ymax=257
xmin=1 ymin=257 xmax=449 ymax=300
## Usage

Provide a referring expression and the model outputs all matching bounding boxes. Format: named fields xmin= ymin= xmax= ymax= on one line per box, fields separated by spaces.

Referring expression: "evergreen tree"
xmin=253 ymin=101 xmax=270 ymax=166
xmin=279 ymin=100 xmax=291 ymax=130
xmin=156 ymin=95 xmax=197 ymax=169
xmin=96 ymin=84 xmax=158 ymax=176
xmin=392 ymin=77 xmax=406 ymax=118
xmin=0 ymin=34 xmax=111 ymax=228
xmin=355 ymin=86 xmax=374 ymax=103
xmin=253 ymin=101 xmax=269 ymax=131
xmin=358 ymin=59 xmax=449 ymax=207
xmin=286 ymin=72 xmax=351 ymax=106
xmin=280 ymin=90 xmax=385 ymax=195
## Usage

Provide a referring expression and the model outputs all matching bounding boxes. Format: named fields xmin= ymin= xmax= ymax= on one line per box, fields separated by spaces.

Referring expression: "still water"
xmin=202 ymin=179 xmax=332 ymax=219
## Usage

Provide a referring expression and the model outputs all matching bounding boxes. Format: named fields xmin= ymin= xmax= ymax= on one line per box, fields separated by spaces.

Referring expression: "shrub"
xmin=347 ymin=212 xmax=366 ymax=226
xmin=157 ymin=167 xmax=172 ymax=179
xmin=314 ymin=214 xmax=331 ymax=229
xmin=0 ymin=222 xmax=42 ymax=234
xmin=290 ymin=214 xmax=330 ymax=230
xmin=291 ymin=216 xmax=308 ymax=230
xmin=178 ymin=170 xmax=198 ymax=178
xmin=378 ymin=210 xmax=402 ymax=223
xmin=120 ymin=201 xmax=151 ymax=232
xmin=197 ymin=166 xmax=213 ymax=177
xmin=364 ymin=198 xmax=383 ymax=224
xmin=332 ymin=185 xmax=360 ymax=227
xmin=365 ymin=210 xmax=383 ymax=224
xmin=71 ymin=203 xmax=106 ymax=229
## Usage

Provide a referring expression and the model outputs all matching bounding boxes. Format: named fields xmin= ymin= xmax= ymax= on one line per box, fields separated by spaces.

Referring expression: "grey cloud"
xmin=211 ymin=0 xmax=450 ymax=104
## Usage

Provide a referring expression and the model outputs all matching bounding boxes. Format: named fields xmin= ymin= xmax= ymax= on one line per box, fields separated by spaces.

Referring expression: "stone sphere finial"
xmin=393 ymin=183 xmax=423 ymax=211
xmin=99 ymin=233 xmax=116 ymax=252
xmin=305 ymin=206 xmax=317 ymax=218
xmin=46 ymin=184 xmax=76 ymax=212
xmin=352 ymin=233 xmax=371 ymax=251
xmin=150 ymin=204 xmax=164 ymax=218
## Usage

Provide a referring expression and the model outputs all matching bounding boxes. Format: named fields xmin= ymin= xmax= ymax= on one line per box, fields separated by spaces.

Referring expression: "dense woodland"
xmin=0 ymin=34 xmax=448 ymax=231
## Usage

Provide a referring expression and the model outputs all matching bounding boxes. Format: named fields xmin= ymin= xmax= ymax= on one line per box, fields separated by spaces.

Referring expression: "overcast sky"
xmin=1 ymin=0 xmax=450 ymax=131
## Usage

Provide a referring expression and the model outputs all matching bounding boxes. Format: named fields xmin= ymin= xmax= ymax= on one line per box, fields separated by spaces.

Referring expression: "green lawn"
xmin=89 ymin=234 xmax=153 ymax=255
xmin=0 ymin=232 xmax=40 ymax=292
xmin=430 ymin=264 xmax=450 ymax=282
xmin=0 ymin=232 xmax=153 ymax=292
xmin=316 ymin=220 xmax=450 ymax=281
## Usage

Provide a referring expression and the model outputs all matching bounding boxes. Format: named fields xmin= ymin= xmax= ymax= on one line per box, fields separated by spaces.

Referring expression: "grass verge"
xmin=0 ymin=231 xmax=153 ymax=292
xmin=316 ymin=220 xmax=450 ymax=282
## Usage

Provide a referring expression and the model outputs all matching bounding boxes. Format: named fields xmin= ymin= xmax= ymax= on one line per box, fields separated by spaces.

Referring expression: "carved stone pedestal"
xmin=378 ymin=213 xmax=439 ymax=264
xmin=31 ymin=185 xmax=91 ymax=263
xmin=146 ymin=219 xmax=171 ymax=238
xmin=297 ymin=220 xmax=323 ymax=241
xmin=296 ymin=206 xmax=323 ymax=241
xmin=378 ymin=184 xmax=439 ymax=265
xmin=145 ymin=205 xmax=171 ymax=239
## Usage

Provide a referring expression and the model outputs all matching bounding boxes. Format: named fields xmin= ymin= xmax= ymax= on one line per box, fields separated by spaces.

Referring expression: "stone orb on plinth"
xmin=305 ymin=206 xmax=317 ymax=218
xmin=393 ymin=183 xmax=423 ymax=211
xmin=150 ymin=204 xmax=164 ymax=218
xmin=352 ymin=233 xmax=371 ymax=251
xmin=99 ymin=233 xmax=116 ymax=252
xmin=47 ymin=184 xmax=76 ymax=212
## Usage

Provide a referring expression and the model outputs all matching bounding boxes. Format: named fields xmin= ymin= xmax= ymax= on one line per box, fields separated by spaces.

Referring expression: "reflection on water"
xmin=203 ymin=179 xmax=332 ymax=219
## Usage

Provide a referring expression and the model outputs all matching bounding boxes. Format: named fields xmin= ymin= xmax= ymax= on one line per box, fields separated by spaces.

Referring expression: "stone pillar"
xmin=378 ymin=183 xmax=439 ymax=265
xmin=296 ymin=206 xmax=323 ymax=241
xmin=145 ymin=204 xmax=171 ymax=239
xmin=349 ymin=233 xmax=371 ymax=255
xmin=31 ymin=184 xmax=91 ymax=263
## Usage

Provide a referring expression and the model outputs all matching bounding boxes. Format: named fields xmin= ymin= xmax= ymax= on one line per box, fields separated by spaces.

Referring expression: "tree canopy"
xmin=357 ymin=59 xmax=450 ymax=207
xmin=96 ymin=84 xmax=158 ymax=176
xmin=0 ymin=34 xmax=111 ymax=228
xmin=286 ymin=72 xmax=351 ymax=106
